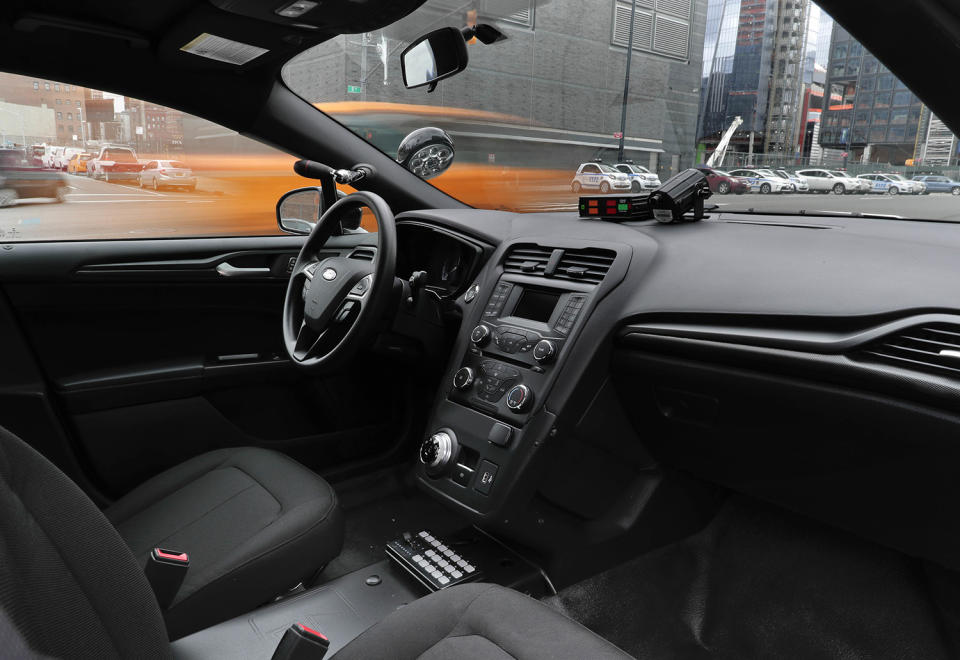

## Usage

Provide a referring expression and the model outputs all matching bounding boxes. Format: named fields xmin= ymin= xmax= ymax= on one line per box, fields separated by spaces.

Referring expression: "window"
xmin=872 ymin=109 xmax=889 ymax=124
xmin=889 ymin=108 xmax=908 ymax=124
xmin=32 ymin=81 xmax=38 ymax=90
xmin=56 ymin=99 xmax=61 ymax=105
xmin=0 ymin=69 xmax=316 ymax=242
xmin=54 ymin=83 xmax=60 ymax=92
xmin=877 ymin=75 xmax=894 ymax=90
xmin=582 ymin=164 xmax=600 ymax=174
xmin=76 ymin=100 xmax=80 ymax=107
xmin=869 ymin=126 xmax=887 ymax=142
xmin=43 ymin=82 xmax=50 ymax=90
xmin=855 ymin=110 xmax=870 ymax=126
xmin=892 ymin=91 xmax=911 ymax=107
xmin=64 ymin=84 xmax=70 ymax=92
xmin=863 ymin=57 xmax=879 ymax=75
xmin=874 ymin=92 xmax=891 ymax=108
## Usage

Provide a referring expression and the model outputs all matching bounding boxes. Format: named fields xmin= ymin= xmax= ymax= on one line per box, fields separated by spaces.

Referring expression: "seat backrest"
xmin=0 ymin=426 xmax=169 ymax=659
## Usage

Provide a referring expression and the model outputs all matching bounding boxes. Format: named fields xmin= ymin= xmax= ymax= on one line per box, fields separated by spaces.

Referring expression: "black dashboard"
xmin=397 ymin=207 xmax=960 ymax=573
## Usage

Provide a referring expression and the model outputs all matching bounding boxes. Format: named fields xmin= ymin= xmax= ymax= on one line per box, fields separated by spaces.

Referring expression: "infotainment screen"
xmin=512 ymin=288 xmax=560 ymax=323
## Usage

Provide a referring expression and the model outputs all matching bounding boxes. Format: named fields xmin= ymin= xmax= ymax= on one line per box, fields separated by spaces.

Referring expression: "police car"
xmin=614 ymin=162 xmax=661 ymax=192
xmin=571 ymin=162 xmax=632 ymax=193
xmin=774 ymin=169 xmax=810 ymax=193
xmin=857 ymin=173 xmax=923 ymax=195
xmin=727 ymin=168 xmax=791 ymax=194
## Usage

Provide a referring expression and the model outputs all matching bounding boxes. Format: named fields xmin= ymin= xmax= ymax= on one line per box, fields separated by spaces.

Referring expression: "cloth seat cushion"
xmin=106 ymin=446 xmax=343 ymax=640
xmin=330 ymin=583 xmax=633 ymax=660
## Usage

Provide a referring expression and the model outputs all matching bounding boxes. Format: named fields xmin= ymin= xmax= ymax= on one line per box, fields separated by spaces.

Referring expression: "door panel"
xmin=0 ymin=234 xmax=410 ymax=498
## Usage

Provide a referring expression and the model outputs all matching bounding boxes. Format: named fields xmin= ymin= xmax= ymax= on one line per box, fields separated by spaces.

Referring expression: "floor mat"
xmin=545 ymin=496 xmax=956 ymax=659
xmin=317 ymin=466 xmax=468 ymax=582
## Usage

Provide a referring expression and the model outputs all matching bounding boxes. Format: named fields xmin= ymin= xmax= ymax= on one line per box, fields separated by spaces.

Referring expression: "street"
xmin=4 ymin=172 xmax=960 ymax=244
xmin=0 ymin=172 xmax=291 ymax=242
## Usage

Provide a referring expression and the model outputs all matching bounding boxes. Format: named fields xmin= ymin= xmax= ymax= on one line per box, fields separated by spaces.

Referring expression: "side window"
xmin=583 ymin=164 xmax=599 ymax=174
xmin=0 ymin=70 xmax=368 ymax=242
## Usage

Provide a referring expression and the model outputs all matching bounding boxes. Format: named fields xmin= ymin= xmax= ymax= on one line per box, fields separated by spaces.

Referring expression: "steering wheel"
xmin=282 ymin=191 xmax=396 ymax=371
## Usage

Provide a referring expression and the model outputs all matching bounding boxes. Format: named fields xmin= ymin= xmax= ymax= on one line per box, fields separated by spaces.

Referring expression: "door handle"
xmin=215 ymin=262 xmax=271 ymax=277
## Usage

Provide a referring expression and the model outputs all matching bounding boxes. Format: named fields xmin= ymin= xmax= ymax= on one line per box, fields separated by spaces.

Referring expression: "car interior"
xmin=4 ymin=0 xmax=960 ymax=659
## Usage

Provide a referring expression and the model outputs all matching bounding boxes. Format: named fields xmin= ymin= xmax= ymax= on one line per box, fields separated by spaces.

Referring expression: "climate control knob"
xmin=533 ymin=339 xmax=556 ymax=363
xmin=453 ymin=367 xmax=475 ymax=390
xmin=505 ymin=384 xmax=533 ymax=412
xmin=419 ymin=429 xmax=457 ymax=477
xmin=470 ymin=324 xmax=491 ymax=346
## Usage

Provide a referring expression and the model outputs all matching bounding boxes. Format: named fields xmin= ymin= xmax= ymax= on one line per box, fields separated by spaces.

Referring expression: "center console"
xmin=415 ymin=241 xmax=628 ymax=518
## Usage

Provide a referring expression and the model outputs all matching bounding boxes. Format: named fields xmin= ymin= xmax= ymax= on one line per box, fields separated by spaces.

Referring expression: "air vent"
xmin=349 ymin=247 xmax=376 ymax=261
xmin=554 ymin=247 xmax=617 ymax=285
xmin=503 ymin=244 xmax=616 ymax=285
xmin=503 ymin=245 xmax=553 ymax=276
xmin=857 ymin=323 xmax=960 ymax=377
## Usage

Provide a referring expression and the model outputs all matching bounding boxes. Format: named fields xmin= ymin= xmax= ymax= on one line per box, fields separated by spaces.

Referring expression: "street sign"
xmin=613 ymin=132 xmax=623 ymax=139
xmin=346 ymin=85 xmax=362 ymax=94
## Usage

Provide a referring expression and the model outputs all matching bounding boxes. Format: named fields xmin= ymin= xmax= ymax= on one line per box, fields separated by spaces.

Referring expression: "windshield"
xmin=597 ymin=164 xmax=619 ymax=174
xmin=277 ymin=0 xmax=960 ymax=221
xmin=104 ymin=148 xmax=135 ymax=162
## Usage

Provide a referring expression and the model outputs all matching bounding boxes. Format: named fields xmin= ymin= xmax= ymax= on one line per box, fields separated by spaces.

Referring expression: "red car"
xmin=696 ymin=166 xmax=749 ymax=194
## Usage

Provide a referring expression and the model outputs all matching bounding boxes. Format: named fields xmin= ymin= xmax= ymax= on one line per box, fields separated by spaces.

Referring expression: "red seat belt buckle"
xmin=145 ymin=547 xmax=189 ymax=610
xmin=271 ymin=623 xmax=330 ymax=660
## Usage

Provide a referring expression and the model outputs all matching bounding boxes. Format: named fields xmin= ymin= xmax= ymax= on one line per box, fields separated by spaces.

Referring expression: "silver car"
xmin=138 ymin=160 xmax=197 ymax=191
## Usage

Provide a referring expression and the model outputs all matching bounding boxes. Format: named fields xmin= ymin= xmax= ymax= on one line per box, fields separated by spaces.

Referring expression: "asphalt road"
xmin=0 ymin=172 xmax=285 ymax=242
xmin=3 ymin=175 xmax=960 ymax=243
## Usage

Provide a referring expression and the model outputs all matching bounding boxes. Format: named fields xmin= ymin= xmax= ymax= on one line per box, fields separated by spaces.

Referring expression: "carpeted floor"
xmin=316 ymin=466 xmax=468 ymax=582
xmin=545 ymin=496 xmax=959 ymax=659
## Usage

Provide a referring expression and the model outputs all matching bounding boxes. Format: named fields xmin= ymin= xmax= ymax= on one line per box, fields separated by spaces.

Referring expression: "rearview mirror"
xmin=401 ymin=27 xmax=468 ymax=90
xmin=277 ymin=187 xmax=363 ymax=234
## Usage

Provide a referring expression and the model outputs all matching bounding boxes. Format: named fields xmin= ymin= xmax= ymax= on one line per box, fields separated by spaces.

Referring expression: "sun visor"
xmin=208 ymin=0 xmax=429 ymax=33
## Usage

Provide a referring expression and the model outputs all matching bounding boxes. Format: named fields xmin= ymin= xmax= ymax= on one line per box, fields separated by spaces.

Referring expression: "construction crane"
xmin=706 ymin=116 xmax=744 ymax=168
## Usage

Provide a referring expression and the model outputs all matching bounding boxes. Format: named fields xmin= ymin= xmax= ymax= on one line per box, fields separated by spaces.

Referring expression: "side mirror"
xmin=396 ymin=127 xmax=455 ymax=179
xmin=277 ymin=187 xmax=363 ymax=235
xmin=400 ymin=27 xmax=468 ymax=91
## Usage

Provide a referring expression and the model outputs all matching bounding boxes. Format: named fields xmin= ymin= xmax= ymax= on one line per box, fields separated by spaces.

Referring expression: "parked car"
xmin=88 ymin=145 xmax=144 ymax=182
xmin=727 ymin=168 xmax=790 ymax=194
xmin=40 ymin=145 xmax=63 ymax=169
xmin=0 ymin=147 xmax=68 ymax=206
xmin=55 ymin=147 xmax=83 ymax=170
xmin=696 ymin=166 xmax=750 ymax=194
xmin=857 ymin=173 xmax=923 ymax=195
xmin=571 ymin=162 xmax=631 ymax=193
xmin=614 ymin=162 xmax=661 ymax=192
xmin=912 ymin=175 xmax=960 ymax=195
xmin=774 ymin=169 xmax=810 ymax=193
xmin=66 ymin=152 xmax=94 ymax=175
xmin=795 ymin=168 xmax=863 ymax=194
xmin=138 ymin=160 xmax=197 ymax=191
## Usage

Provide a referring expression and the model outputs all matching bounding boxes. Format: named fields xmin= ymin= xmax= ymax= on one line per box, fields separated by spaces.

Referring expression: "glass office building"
xmin=819 ymin=24 xmax=923 ymax=164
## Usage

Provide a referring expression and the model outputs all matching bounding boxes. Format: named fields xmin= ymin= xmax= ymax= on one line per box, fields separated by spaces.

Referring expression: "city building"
xmin=913 ymin=109 xmax=958 ymax=168
xmin=819 ymin=24 xmax=924 ymax=165
xmin=697 ymin=0 xmax=832 ymax=164
xmin=279 ymin=0 xmax=709 ymax=176
xmin=0 ymin=73 xmax=86 ymax=145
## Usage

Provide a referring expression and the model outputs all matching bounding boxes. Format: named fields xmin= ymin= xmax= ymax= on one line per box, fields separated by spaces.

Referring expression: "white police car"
xmin=857 ymin=173 xmax=922 ymax=195
xmin=774 ymin=169 xmax=810 ymax=193
xmin=614 ymin=162 xmax=661 ymax=192
xmin=571 ymin=162 xmax=632 ymax=193
xmin=727 ymin=168 xmax=791 ymax=194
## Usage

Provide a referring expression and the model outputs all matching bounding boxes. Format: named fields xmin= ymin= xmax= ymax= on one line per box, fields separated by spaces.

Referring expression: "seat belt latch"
xmin=145 ymin=547 xmax=189 ymax=610
xmin=272 ymin=623 xmax=330 ymax=660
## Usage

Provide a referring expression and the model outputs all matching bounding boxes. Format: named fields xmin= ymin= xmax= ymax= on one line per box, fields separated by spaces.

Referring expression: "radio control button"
xmin=470 ymin=324 xmax=491 ymax=346
xmin=533 ymin=340 xmax=556 ymax=363
xmin=453 ymin=367 xmax=475 ymax=390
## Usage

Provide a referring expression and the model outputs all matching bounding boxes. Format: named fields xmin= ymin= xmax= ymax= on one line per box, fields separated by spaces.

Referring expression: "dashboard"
xmin=396 ymin=207 xmax=960 ymax=573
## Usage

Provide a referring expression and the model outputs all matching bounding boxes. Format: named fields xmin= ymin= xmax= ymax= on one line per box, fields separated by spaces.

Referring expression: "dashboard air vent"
xmin=858 ymin=323 xmax=960 ymax=376
xmin=554 ymin=248 xmax=617 ymax=285
xmin=503 ymin=245 xmax=553 ymax=276
xmin=349 ymin=247 xmax=376 ymax=261
xmin=503 ymin=244 xmax=616 ymax=285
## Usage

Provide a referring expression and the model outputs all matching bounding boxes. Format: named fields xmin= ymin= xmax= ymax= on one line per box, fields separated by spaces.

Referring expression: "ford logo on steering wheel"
xmin=321 ymin=268 xmax=337 ymax=281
